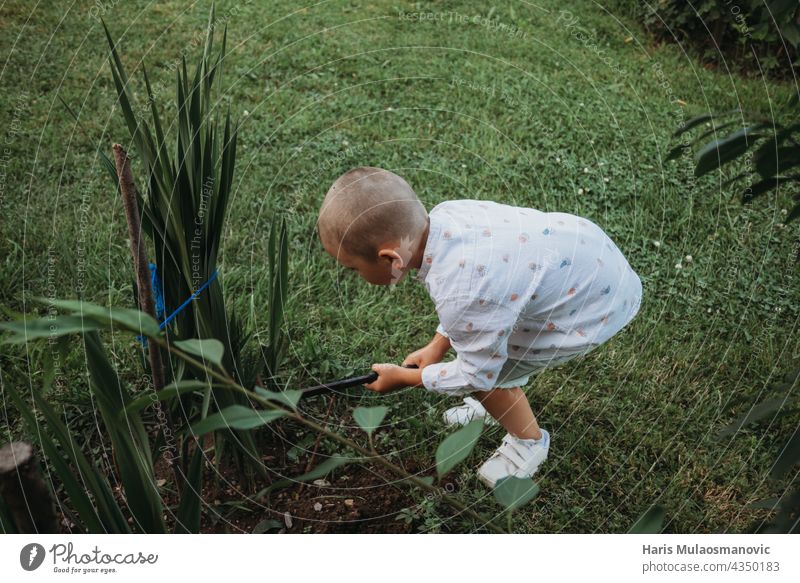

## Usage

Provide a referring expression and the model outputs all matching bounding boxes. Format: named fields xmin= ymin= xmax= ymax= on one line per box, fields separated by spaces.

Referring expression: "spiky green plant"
xmin=101 ymin=7 xmax=287 ymax=483
xmin=0 ymin=311 xmax=205 ymax=533
xmin=1 ymin=302 xmax=513 ymax=534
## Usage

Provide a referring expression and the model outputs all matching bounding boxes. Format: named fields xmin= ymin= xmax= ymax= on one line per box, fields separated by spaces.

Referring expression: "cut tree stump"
xmin=0 ymin=442 xmax=59 ymax=533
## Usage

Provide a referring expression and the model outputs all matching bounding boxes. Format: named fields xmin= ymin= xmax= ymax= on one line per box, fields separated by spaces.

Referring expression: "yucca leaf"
xmin=141 ymin=63 xmax=167 ymax=162
xmin=7 ymin=377 xmax=129 ymax=533
xmin=32 ymin=298 xmax=161 ymax=337
xmin=0 ymin=315 xmax=101 ymax=343
xmin=84 ymin=332 xmax=165 ymax=533
xmin=174 ymin=442 xmax=205 ymax=534
xmin=0 ymin=495 xmax=17 ymax=533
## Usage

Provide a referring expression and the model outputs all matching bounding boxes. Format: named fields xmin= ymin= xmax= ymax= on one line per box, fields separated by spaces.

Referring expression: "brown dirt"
xmin=151 ymin=428 xmax=425 ymax=534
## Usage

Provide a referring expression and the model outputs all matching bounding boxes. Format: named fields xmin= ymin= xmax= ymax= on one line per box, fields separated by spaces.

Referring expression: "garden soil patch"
xmin=151 ymin=431 xmax=426 ymax=533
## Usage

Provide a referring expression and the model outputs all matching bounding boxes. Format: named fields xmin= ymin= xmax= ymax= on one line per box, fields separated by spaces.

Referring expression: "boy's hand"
xmin=402 ymin=336 xmax=450 ymax=368
xmin=364 ymin=364 xmax=423 ymax=394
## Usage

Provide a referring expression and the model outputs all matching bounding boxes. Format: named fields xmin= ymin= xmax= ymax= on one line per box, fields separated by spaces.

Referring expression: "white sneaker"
xmin=477 ymin=429 xmax=550 ymax=488
xmin=443 ymin=397 xmax=499 ymax=427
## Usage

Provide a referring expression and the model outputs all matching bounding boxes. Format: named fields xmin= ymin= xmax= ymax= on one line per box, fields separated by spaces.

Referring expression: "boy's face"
xmin=322 ymin=238 xmax=398 ymax=286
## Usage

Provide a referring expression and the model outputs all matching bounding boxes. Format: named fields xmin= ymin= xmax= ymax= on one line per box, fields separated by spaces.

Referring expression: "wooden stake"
xmin=0 ymin=442 xmax=59 ymax=533
xmin=112 ymin=144 xmax=183 ymax=487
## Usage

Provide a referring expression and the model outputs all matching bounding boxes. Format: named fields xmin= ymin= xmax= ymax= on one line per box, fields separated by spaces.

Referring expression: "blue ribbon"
xmin=149 ymin=263 xmax=165 ymax=321
xmin=137 ymin=269 xmax=219 ymax=347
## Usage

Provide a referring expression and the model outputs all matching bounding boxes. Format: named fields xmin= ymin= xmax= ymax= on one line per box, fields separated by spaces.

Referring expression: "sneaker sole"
xmin=476 ymin=454 xmax=548 ymax=489
xmin=442 ymin=415 xmax=500 ymax=428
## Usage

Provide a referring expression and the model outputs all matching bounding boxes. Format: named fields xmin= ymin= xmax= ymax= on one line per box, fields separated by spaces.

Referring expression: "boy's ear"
xmin=378 ymin=247 xmax=404 ymax=268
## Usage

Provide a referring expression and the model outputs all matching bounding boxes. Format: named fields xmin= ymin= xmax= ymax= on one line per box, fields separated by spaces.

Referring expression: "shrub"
xmin=608 ymin=0 xmax=799 ymax=75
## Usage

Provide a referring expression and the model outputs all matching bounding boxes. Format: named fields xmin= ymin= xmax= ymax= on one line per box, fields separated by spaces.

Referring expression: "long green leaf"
xmin=188 ymin=405 xmax=287 ymax=436
xmin=435 ymin=420 xmax=483 ymax=478
xmin=174 ymin=443 xmax=205 ymax=534
xmin=0 ymin=495 xmax=17 ymax=533
xmin=772 ymin=431 xmax=800 ymax=480
xmin=84 ymin=332 xmax=165 ymax=533
xmin=6 ymin=378 xmax=128 ymax=533
xmin=0 ymin=315 xmax=101 ymax=343
xmin=628 ymin=504 xmax=665 ymax=534
xmin=125 ymin=379 xmax=220 ymax=415
xmin=31 ymin=298 xmax=161 ymax=337
xmin=694 ymin=126 xmax=767 ymax=177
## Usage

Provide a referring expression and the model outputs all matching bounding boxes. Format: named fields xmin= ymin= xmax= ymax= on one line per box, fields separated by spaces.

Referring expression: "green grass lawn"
xmin=1 ymin=0 xmax=798 ymax=533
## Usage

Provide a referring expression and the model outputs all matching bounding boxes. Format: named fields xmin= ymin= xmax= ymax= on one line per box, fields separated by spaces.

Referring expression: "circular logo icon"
xmin=20 ymin=543 xmax=46 ymax=571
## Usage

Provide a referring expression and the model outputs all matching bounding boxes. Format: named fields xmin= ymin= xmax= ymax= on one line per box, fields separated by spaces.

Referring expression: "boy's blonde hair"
xmin=318 ymin=166 xmax=428 ymax=261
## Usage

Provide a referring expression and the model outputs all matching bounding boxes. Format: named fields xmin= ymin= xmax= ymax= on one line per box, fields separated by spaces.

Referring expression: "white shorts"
xmin=491 ymin=343 xmax=601 ymax=389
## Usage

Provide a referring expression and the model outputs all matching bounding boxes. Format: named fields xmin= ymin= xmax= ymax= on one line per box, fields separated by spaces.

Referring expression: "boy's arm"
xmin=420 ymin=297 xmax=518 ymax=395
xmin=431 ymin=329 xmax=451 ymax=353
xmin=366 ymin=326 xmax=454 ymax=394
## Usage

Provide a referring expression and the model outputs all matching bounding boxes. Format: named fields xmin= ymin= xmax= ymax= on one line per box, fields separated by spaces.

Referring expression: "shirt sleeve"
xmin=421 ymin=297 xmax=519 ymax=395
xmin=435 ymin=322 xmax=449 ymax=338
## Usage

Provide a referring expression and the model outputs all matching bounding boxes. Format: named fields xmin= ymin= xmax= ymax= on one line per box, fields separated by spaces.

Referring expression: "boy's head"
xmin=317 ymin=166 xmax=428 ymax=285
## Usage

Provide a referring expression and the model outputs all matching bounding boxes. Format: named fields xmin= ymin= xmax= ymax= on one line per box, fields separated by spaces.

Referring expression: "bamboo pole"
xmin=112 ymin=144 xmax=183 ymax=487
xmin=0 ymin=442 xmax=59 ymax=533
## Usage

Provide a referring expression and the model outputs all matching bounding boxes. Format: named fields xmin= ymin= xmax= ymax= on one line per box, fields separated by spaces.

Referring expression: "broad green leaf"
xmin=252 ymin=519 xmax=282 ymax=533
xmin=755 ymin=145 xmax=800 ymax=178
xmin=694 ymin=126 xmax=766 ymax=177
xmin=125 ymin=380 xmax=216 ymax=415
xmin=292 ymin=454 xmax=350 ymax=482
xmin=188 ymin=405 xmax=286 ymax=436
xmin=0 ymin=315 xmax=100 ymax=343
xmin=742 ymin=177 xmax=781 ymax=203
xmin=174 ymin=338 xmax=225 ymax=368
xmin=435 ymin=419 xmax=483 ymax=477
xmin=254 ymin=387 xmax=302 ymax=410
xmin=717 ymin=395 xmax=798 ymax=438
xmin=493 ymin=476 xmax=540 ymax=511
xmin=628 ymin=505 xmax=665 ymax=534
xmin=32 ymin=298 xmax=161 ymax=337
xmin=353 ymin=405 xmax=389 ymax=436
xmin=253 ymin=454 xmax=351 ymax=498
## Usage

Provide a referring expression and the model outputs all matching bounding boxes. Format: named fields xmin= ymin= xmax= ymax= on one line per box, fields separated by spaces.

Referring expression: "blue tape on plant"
xmin=149 ymin=262 xmax=165 ymax=321
xmin=137 ymin=269 xmax=219 ymax=348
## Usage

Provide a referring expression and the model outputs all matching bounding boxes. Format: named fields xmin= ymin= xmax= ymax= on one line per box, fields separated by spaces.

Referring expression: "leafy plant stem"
xmin=157 ymin=338 xmax=506 ymax=533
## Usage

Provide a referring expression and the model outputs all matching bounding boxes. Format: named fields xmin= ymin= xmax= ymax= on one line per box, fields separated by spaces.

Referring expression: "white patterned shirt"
xmin=414 ymin=199 xmax=643 ymax=395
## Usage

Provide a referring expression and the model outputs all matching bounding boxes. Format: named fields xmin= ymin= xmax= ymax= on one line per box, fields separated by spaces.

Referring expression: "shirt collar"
xmin=414 ymin=213 xmax=442 ymax=283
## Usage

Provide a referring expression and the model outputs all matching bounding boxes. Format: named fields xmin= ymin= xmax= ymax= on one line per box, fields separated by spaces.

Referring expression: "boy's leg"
xmin=473 ymin=387 xmax=542 ymax=440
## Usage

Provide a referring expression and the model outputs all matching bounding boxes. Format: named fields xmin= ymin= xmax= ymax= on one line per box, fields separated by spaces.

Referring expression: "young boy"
xmin=317 ymin=166 xmax=642 ymax=487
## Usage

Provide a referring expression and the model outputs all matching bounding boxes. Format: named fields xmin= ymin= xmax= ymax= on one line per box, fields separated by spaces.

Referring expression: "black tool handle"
xmin=299 ymin=363 xmax=419 ymax=398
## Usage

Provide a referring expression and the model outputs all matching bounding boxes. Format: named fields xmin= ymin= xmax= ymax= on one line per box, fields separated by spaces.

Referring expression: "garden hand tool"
xmin=299 ymin=364 xmax=419 ymax=399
